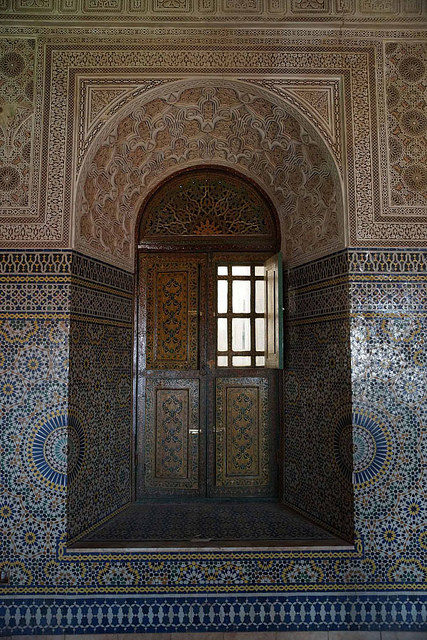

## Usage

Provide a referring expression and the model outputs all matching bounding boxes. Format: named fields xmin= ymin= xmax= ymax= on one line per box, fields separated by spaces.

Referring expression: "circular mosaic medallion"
xmin=334 ymin=410 xmax=393 ymax=489
xmin=398 ymin=55 xmax=425 ymax=83
xmin=0 ymin=166 xmax=20 ymax=192
xmin=27 ymin=413 xmax=84 ymax=491
xmin=403 ymin=164 xmax=427 ymax=193
xmin=401 ymin=109 xmax=427 ymax=137
xmin=0 ymin=52 xmax=25 ymax=77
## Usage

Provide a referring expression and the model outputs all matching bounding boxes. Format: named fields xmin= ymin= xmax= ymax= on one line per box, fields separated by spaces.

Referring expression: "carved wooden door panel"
xmin=137 ymin=253 xmax=207 ymax=499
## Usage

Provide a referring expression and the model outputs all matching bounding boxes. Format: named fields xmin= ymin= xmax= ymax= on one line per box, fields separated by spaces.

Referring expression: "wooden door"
xmin=137 ymin=252 xmax=279 ymax=501
xmin=136 ymin=253 xmax=207 ymax=499
xmin=206 ymin=254 xmax=278 ymax=499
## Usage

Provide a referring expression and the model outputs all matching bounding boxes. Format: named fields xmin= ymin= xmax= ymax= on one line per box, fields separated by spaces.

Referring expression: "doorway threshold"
xmin=69 ymin=501 xmax=352 ymax=551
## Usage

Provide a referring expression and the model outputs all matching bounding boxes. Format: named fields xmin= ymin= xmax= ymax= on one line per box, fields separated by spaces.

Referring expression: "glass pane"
xmin=232 ymin=265 xmax=250 ymax=276
xmin=255 ymin=266 xmax=265 ymax=276
xmin=217 ymin=280 xmax=228 ymax=313
xmin=256 ymin=356 xmax=265 ymax=367
xmin=232 ymin=280 xmax=250 ymax=313
xmin=217 ymin=266 xmax=228 ymax=275
xmin=255 ymin=280 xmax=265 ymax=313
xmin=217 ymin=355 xmax=228 ymax=367
xmin=233 ymin=356 xmax=251 ymax=367
xmin=255 ymin=317 xmax=265 ymax=351
xmin=232 ymin=318 xmax=251 ymax=351
xmin=217 ymin=318 xmax=228 ymax=352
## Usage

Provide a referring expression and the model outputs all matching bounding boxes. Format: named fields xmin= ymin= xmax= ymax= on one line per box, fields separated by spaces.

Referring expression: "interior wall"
xmin=284 ymin=250 xmax=354 ymax=541
xmin=349 ymin=249 xmax=426 ymax=573
xmin=67 ymin=253 xmax=134 ymax=540
xmin=0 ymin=18 xmax=426 ymax=635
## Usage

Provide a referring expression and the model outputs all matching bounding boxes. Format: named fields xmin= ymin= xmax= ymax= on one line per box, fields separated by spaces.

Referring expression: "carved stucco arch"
xmin=75 ymin=79 xmax=345 ymax=271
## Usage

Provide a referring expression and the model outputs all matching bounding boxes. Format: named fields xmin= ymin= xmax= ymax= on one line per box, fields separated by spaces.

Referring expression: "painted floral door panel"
xmin=141 ymin=378 xmax=202 ymax=496
xmin=137 ymin=253 xmax=206 ymax=499
xmin=208 ymin=375 xmax=278 ymax=499
xmin=141 ymin=255 xmax=201 ymax=370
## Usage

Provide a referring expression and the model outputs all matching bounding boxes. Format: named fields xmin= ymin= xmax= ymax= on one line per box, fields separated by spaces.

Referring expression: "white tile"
xmin=120 ymin=635 xmax=171 ymax=639
xmin=121 ymin=634 xmax=171 ymax=639
xmin=64 ymin=635 xmax=123 ymax=640
xmin=172 ymin=632 xmax=224 ymax=639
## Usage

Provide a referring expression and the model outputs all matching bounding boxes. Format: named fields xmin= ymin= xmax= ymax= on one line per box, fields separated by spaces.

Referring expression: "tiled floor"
xmin=7 ymin=630 xmax=427 ymax=639
xmin=72 ymin=501 xmax=345 ymax=548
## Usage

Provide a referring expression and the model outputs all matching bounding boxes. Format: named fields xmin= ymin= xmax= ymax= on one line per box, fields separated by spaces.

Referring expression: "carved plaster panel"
xmin=0 ymin=38 xmax=37 ymax=213
xmin=76 ymin=79 xmax=344 ymax=269
xmin=0 ymin=37 xmax=425 ymax=263
xmin=384 ymin=41 xmax=426 ymax=211
xmin=1 ymin=0 xmax=425 ymax=22
xmin=76 ymin=75 xmax=342 ymax=174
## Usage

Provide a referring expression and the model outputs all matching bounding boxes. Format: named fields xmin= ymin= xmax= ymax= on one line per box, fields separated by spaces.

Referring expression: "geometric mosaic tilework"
xmin=76 ymin=501 xmax=336 ymax=544
xmin=67 ymin=318 xmax=133 ymax=540
xmin=1 ymin=247 xmax=426 ymax=635
xmin=285 ymin=250 xmax=354 ymax=540
xmin=334 ymin=409 xmax=393 ymax=489
xmin=283 ymin=315 xmax=354 ymax=541
xmin=1 ymin=593 xmax=427 ymax=635
xmin=0 ymin=250 xmax=134 ymax=321
xmin=67 ymin=251 xmax=133 ymax=539
xmin=70 ymin=252 xmax=133 ymax=324
xmin=287 ymin=248 xmax=426 ymax=320
xmin=26 ymin=411 xmax=85 ymax=491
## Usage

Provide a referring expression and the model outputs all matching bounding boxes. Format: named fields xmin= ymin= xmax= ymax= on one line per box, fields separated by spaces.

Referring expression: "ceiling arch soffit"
xmin=76 ymin=79 xmax=345 ymax=271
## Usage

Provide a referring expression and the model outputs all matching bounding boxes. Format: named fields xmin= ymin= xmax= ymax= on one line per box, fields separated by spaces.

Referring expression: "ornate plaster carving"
xmin=0 ymin=36 xmax=425 ymax=256
xmin=75 ymin=79 xmax=344 ymax=270
xmin=1 ymin=0 xmax=425 ymax=24
xmin=0 ymin=38 xmax=35 ymax=210
xmin=384 ymin=41 xmax=426 ymax=209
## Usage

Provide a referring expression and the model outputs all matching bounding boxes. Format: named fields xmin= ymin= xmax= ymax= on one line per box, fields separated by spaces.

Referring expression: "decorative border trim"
xmin=1 ymin=593 xmax=426 ymax=634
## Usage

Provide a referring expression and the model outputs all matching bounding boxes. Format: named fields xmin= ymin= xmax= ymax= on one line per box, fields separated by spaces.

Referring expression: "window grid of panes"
xmin=216 ymin=264 xmax=265 ymax=368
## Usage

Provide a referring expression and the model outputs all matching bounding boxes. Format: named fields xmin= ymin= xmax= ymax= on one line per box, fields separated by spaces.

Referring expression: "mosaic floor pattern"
xmin=73 ymin=501 xmax=343 ymax=547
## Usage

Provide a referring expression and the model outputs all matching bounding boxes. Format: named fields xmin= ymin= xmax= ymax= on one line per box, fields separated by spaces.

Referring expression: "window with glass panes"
xmin=216 ymin=264 xmax=265 ymax=367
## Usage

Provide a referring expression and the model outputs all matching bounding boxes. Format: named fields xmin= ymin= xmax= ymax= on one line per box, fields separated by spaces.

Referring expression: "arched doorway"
xmin=136 ymin=167 xmax=281 ymax=503
xmin=70 ymin=80 xmax=352 ymax=548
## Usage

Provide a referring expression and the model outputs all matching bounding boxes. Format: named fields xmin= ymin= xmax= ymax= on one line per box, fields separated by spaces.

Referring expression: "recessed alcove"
xmin=68 ymin=166 xmax=355 ymax=551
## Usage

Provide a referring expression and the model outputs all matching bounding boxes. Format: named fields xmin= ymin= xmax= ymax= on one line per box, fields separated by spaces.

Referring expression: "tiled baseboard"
xmin=6 ymin=629 xmax=427 ymax=639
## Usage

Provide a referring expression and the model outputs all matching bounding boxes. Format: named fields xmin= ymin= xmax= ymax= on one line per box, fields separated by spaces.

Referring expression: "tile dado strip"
xmin=287 ymin=249 xmax=426 ymax=321
xmin=1 ymin=593 xmax=425 ymax=635
xmin=288 ymin=249 xmax=427 ymax=289
xmin=0 ymin=251 xmax=133 ymax=323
